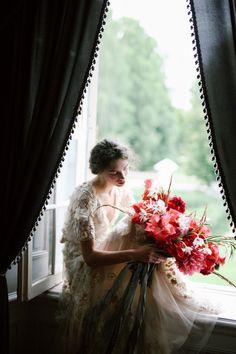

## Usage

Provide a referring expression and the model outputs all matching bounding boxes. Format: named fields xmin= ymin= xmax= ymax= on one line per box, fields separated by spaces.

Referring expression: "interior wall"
xmin=9 ymin=294 xmax=59 ymax=354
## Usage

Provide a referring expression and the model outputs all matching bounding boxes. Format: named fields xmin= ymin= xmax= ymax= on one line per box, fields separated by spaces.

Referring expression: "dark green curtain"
xmin=0 ymin=1 xmax=108 ymax=353
xmin=189 ymin=0 xmax=236 ymax=230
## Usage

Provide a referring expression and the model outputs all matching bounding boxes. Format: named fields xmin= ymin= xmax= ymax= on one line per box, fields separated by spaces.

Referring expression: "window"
xmin=96 ymin=0 xmax=236 ymax=319
xmin=7 ymin=1 xmax=236 ymax=323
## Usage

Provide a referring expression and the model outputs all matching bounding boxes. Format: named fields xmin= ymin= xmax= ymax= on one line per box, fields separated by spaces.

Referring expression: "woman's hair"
xmin=89 ymin=139 xmax=131 ymax=174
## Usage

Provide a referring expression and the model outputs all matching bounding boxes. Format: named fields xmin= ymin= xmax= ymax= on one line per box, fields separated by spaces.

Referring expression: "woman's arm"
xmin=80 ymin=240 xmax=164 ymax=267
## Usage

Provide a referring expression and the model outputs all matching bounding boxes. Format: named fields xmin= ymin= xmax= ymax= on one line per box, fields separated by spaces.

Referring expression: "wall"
xmin=9 ymin=294 xmax=58 ymax=354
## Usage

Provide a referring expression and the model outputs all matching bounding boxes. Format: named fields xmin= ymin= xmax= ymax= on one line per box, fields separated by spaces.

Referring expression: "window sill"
xmin=191 ymin=282 xmax=236 ymax=322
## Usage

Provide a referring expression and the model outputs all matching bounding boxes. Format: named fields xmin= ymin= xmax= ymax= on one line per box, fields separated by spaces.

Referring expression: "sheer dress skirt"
xmin=57 ymin=216 xmax=219 ymax=354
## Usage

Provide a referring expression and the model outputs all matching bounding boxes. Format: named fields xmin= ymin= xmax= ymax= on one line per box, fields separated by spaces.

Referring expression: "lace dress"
xmin=58 ymin=181 xmax=219 ymax=354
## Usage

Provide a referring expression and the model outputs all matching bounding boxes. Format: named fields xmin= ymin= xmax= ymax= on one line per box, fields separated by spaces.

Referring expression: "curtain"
xmin=188 ymin=0 xmax=236 ymax=230
xmin=0 ymin=1 xmax=108 ymax=353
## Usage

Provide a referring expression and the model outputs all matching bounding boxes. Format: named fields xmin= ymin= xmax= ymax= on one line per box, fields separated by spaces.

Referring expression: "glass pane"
xmin=56 ymin=139 xmax=77 ymax=204
xmin=32 ymin=209 xmax=55 ymax=283
xmin=6 ymin=263 xmax=18 ymax=295
xmin=54 ymin=139 xmax=78 ymax=276
xmin=55 ymin=206 xmax=68 ymax=274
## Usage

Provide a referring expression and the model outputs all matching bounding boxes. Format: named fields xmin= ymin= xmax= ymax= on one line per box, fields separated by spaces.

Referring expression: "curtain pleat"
xmin=189 ymin=0 xmax=236 ymax=229
xmin=0 ymin=1 xmax=108 ymax=353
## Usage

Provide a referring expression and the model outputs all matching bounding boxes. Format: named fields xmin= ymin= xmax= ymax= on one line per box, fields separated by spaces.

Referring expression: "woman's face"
xmin=102 ymin=158 xmax=129 ymax=187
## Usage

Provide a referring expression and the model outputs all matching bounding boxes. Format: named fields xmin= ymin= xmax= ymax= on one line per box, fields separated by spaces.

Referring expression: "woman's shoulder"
xmin=73 ymin=181 xmax=93 ymax=196
xmin=69 ymin=181 xmax=96 ymax=209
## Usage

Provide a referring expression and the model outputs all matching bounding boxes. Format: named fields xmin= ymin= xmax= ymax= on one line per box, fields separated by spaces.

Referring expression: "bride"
xmin=58 ymin=138 xmax=219 ymax=354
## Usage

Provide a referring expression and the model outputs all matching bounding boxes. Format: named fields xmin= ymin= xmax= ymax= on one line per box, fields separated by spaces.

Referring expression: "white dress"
xmin=58 ymin=181 xmax=219 ymax=354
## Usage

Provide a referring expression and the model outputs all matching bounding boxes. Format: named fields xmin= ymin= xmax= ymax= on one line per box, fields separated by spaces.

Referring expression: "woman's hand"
xmin=132 ymin=244 xmax=166 ymax=264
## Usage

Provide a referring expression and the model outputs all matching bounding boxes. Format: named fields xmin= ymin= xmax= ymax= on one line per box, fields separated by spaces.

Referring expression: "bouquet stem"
xmin=212 ymin=271 xmax=236 ymax=288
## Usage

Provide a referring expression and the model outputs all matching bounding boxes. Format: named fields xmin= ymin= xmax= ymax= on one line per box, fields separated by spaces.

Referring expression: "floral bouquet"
xmin=131 ymin=178 xmax=236 ymax=280
xmin=80 ymin=179 xmax=236 ymax=354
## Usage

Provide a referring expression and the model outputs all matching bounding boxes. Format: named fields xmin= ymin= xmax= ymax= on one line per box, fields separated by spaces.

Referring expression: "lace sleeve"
xmin=61 ymin=184 xmax=96 ymax=243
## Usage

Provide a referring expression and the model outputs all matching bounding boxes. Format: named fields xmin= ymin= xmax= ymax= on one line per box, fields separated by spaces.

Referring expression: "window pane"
xmin=32 ymin=209 xmax=55 ymax=283
xmin=56 ymin=139 xmax=77 ymax=204
xmin=55 ymin=206 xmax=68 ymax=274
xmin=6 ymin=264 xmax=18 ymax=295
xmin=54 ymin=138 xmax=79 ymax=275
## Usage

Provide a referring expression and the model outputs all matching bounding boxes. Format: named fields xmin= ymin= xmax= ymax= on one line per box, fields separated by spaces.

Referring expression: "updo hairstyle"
xmin=89 ymin=139 xmax=130 ymax=175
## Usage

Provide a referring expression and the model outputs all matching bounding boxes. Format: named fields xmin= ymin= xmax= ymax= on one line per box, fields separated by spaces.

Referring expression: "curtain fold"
xmin=189 ymin=0 xmax=236 ymax=229
xmin=0 ymin=1 xmax=108 ymax=353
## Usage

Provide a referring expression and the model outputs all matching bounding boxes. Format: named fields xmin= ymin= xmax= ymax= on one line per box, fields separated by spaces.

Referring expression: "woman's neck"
xmin=92 ymin=176 xmax=114 ymax=195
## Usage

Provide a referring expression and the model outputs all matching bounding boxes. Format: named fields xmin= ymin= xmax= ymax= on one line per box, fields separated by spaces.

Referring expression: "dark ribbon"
xmin=79 ymin=261 xmax=156 ymax=354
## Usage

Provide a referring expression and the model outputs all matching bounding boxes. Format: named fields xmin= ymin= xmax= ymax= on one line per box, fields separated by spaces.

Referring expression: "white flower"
xmin=178 ymin=214 xmax=190 ymax=235
xmin=139 ymin=208 xmax=148 ymax=223
xmin=182 ymin=245 xmax=192 ymax=254
xmin=155 ymin=199 xmax=167 ymax=214
xmin=205 ymin=247 xmax=212 ymax=255
xmin=147 ymin=184 xmax=159 ymax=199
xmin=147 ymin=199 xmax=166 ymax=214
xmin=193 ymin=237 xmax=205 ymax=247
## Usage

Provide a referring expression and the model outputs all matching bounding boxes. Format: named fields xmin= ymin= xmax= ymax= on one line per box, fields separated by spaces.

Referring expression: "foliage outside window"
xmin=96 ymin=9 xmax=235 ymax=288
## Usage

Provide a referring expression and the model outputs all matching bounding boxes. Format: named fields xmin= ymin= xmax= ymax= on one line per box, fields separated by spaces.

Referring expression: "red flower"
xmin=132 ymin=202 xmax=146 ymax=214
xmin=176 ymin=249 xmax=206 ymax=275
xmin=164 ymin=239 xmax=206 ymax=275
xmin=168 ymin=196 xmax=186 ymax=213
xmin=200 ymin=243 xmax=226 ymax=275
xmin=132 ymin=202 xmax=149 ymax=224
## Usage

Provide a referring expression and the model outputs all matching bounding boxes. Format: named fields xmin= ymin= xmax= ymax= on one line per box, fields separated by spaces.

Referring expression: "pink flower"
xmin=145 ymin=211 xmax=178 ymax=241
xmin=144 ymin=179 xmax=153 ymax=189
xmin=145 ymin=214 xmax=161 ymax=235
xmin=142 ymin=179 xmax=153 ymax=201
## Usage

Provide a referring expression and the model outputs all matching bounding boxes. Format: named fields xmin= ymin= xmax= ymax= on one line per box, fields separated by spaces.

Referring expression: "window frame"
xmin=9 ymin=52 xmax=236 ymax=324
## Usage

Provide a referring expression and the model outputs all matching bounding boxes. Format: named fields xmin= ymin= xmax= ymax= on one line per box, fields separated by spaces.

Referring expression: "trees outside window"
xmin=96 ymin=11 xmax=234 ymax=289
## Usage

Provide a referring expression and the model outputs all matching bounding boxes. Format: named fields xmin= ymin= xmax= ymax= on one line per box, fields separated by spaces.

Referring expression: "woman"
xmin=59 ymin=139 xmax=218 ymax=354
